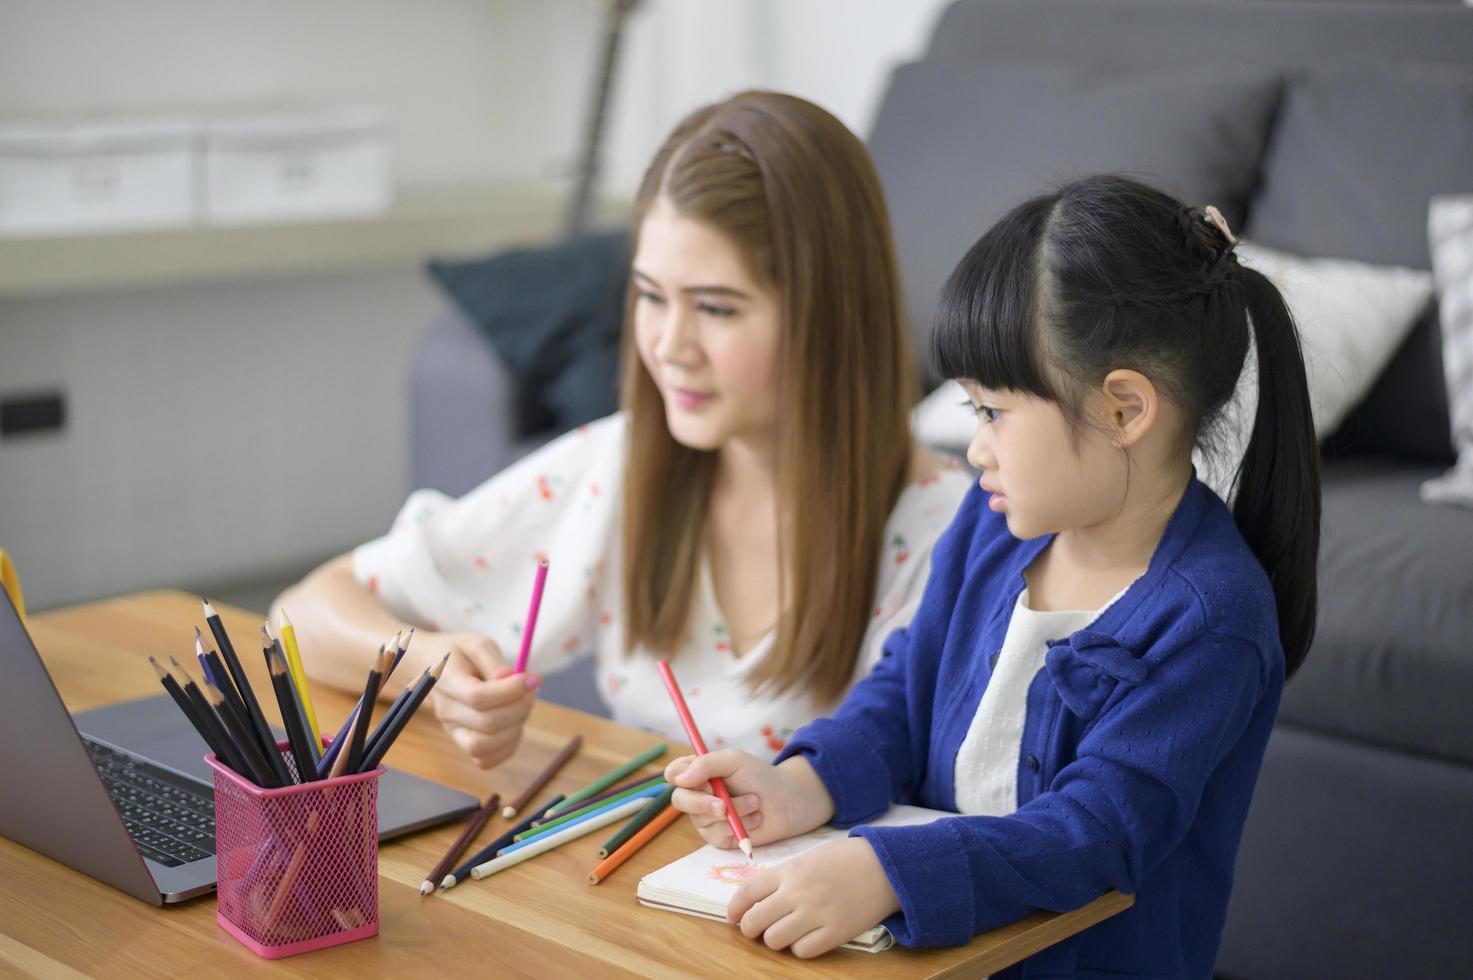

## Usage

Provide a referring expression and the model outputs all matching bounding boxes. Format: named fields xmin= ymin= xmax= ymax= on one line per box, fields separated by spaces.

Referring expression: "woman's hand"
xmin=727 ymin=837 xmax=900 ymax=958
xmin=665 ymin=751 xmax=834 ymax=849
xmin=428 ymin=632 xmax=540 ymax=769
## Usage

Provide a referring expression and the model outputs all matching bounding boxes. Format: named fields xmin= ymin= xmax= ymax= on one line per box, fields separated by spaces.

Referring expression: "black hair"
xmin=934 ymin=175 xmax=1320 ymax=677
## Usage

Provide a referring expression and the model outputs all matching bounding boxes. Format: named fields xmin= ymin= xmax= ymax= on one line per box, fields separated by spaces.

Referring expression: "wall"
xmin=0 ymin=0 xmax=952 ymax=610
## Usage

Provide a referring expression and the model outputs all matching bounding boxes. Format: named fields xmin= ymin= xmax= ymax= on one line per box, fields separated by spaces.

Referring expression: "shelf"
xmin=0 ymin=179 xmax=630 ymax=297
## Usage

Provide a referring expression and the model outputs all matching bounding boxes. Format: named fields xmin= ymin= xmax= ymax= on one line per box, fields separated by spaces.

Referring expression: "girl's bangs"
xmin=931 ymin=203 xmax=1054 ymax=399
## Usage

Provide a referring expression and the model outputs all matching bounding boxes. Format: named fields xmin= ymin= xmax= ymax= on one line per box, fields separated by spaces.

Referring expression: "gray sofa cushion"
xmin=865 ymin=61 xmax=1281 ymax=380
xmin=1245 ymin=67 xmax=1473 ymax=271
xmin=1283 ymin=457 xmax=1473 ymax=764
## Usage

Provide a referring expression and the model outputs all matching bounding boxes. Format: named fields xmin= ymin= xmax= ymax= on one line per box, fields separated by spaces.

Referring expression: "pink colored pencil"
xmin=513 ymin=558 xmax=549 ymax=674
xmin=656 ymin=659 xmax=753 ymax=859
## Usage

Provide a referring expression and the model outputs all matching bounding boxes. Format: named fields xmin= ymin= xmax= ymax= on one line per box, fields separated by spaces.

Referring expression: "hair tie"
xmin=1202 ymin=205 xmax=1238 ymax=251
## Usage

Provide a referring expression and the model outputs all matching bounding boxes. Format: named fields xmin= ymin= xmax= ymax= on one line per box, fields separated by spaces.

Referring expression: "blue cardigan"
xmin=777 ymin=475 xmax=1284 ymax=978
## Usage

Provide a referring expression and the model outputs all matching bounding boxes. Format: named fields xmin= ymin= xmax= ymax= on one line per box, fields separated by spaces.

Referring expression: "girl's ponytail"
xmin=1232 ymin=266 xmax=1321 ymax=677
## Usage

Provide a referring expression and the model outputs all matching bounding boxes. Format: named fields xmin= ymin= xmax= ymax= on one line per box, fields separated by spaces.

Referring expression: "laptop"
xmin=0 ymin=588 xmax=478 ymax=905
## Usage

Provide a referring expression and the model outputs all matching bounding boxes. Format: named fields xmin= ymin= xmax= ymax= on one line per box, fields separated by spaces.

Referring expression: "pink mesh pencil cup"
xmin=206 ymin=740 xmax=383 ymax=958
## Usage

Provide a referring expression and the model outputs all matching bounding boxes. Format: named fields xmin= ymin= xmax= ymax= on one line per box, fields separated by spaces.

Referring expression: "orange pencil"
xmin=586 ymin=804 xmax=681 ymax=885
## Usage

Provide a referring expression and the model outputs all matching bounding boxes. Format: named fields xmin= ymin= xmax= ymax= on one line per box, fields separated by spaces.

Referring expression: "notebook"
xmin=636 ymin=803 xmax=951 ymax=953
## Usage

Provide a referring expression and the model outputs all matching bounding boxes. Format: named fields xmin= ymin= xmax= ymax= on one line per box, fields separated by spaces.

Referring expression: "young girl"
xmin=667 ymin=175 xmax=1321 ymax=974
xmin=272 ymin=92 xmax=970 ymax=767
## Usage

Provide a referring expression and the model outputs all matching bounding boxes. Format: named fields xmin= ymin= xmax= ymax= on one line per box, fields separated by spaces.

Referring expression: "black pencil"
xmin=440 ymin=793 xmax=565 ymax=890
xmin=356 ymin=653 xmax=448 ymax=774
xmin=200 ymin=667 xmax=279 ymax=787
xmin=359 ymin=672 xmax=419 ymax=767
xmin=149 ymin=656 xmax=233 ymax=764
xmin=342 ymin=648 xmax=387 ymax=775
xmin=199 ymin=630 xmax=289 ymax=786
xmin=263 ymin=624 xmax=320 ymax=768
xmin=266 ymin=644 xmax=317 ymax=782
xmin=202 ymin=599 xmax=289 ymax=785
xmin=169 ymin=655 xmax=251 ymax=779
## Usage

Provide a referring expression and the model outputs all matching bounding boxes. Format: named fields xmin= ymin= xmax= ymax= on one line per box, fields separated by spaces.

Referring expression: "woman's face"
xmin=632 ymin=197 xmax=782 ymax=453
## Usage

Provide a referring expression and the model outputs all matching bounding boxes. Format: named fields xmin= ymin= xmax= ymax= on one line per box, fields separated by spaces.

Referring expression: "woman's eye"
xmin=696 ymin=301 xmax=736 ymax=318
xmin=635 ymin=289 xmax=665 ymax=305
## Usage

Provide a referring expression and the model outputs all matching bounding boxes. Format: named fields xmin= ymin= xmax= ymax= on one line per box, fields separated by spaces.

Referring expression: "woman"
xmin=273 ymin=91 xmax=971 ymax=767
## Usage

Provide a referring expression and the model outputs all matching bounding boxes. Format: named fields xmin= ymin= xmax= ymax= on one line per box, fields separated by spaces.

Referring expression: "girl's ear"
xmin=1099 ymin=369 xmax=1158 ymax=449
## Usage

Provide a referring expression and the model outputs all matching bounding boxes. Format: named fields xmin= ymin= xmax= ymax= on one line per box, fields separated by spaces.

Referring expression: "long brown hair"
xmin=621 ymin=91 xmax=917 ymax=704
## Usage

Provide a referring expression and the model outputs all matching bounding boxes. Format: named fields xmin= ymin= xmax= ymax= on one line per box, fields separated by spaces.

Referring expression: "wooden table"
xmin=1 ymin=591 xmax=1132 ymax=978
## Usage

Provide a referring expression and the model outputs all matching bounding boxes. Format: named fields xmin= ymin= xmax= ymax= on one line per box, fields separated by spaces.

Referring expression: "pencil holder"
xmin=206 ymin=740 xmax=383 ymax=958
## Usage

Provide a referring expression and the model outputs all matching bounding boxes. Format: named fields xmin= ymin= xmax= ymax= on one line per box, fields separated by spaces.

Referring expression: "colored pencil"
xmin=264 ymin=624 xmax=319 ymax=767
xmin=317 ymin=630 xmax=411 ymax=777
xmin=441 ymin=794 xmax=565 ymax=890
xmin=201 ymin=680 xmax=277 ymax=787
xmin=510 ymin=781 xmax=665 ymax=848
xmin=420 ymin=791 xmax=500 ymax=896
xmin=343 ymin=648 xmax=387 ymax=774
xmin=356 ymin=653 xmax=449 ymax=773
xmin=657 ymin=659 xmax=752 ymax=858
xmin=513 ymin=558 xmax=550 ymax=674
xmin=276 ymin=608 xmax=321 ymax=739
xmin=203 ymin=598 xmax=287 ymax=784
xmin=266 ymin=643 xmax=317 ymax=782
xmin=169 ymin=655 xmax=251 ymax=779
xmin=516 ymin=780 xmax=666 ymax=842
xmin=149 ymin=656 xmax=231 ymax=764
xmin=470 ymin=796 xmax=647 ymax=880
xmin=359 ymin=675 xmax=417 ymax=766
xmin=531 ymin=772 xmax=662 ymax=827
xmin=502 ymin=734 xmax=582 ymax=819
xmin=599 ymin=783 xmax=676 ymax=858
xmin=544 ymin=741 xmax=667 ymax=817
xmin=588 ymin=803 xmax=681 ymax=884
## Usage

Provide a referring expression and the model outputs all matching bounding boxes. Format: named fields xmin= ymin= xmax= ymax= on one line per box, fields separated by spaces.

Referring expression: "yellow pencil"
xmin=277 ymin=609 xmax=321 ymax=738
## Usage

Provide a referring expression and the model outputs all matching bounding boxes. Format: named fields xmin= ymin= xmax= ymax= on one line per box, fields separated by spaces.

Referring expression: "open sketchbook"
xmin=637 ymin=803 xmax=951 ymax=953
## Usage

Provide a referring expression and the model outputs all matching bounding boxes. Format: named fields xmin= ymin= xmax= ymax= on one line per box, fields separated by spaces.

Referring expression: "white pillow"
xmin=1421 ymin=194 xmax=1473 ymax=508
xmin=1200 ymin=242 xmax=1434 ymax=499
xmin=912 ymin=379 xmax=975 ymax=456
xmin=911 ymin=242 xmax=1435 ymax=501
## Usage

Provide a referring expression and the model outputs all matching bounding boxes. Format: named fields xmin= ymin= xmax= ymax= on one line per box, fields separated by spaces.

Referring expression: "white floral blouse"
xmin=353 ymin=413 xmax=972 ymax=759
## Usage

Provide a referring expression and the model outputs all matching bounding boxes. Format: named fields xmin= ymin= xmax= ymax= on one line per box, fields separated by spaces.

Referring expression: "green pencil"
xmin=514 ymin=777 xmax=666 ymax=842
xmin=599 ymin=783 xmax=676 ymax=858
xmin=544 ymin=742 xmax=667 ymax=816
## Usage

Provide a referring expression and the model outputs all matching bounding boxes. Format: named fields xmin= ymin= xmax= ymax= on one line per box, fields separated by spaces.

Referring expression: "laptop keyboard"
xmin=83 ymin=738 xmax=215 ymax=868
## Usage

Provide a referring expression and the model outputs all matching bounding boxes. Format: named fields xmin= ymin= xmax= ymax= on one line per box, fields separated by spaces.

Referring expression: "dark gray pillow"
xmin=1245 ymin=67 xmax=1473 ymax=270
xmin=1249 ymin=67 xmax=1473 ymax=461
xmin=866 ymin=61 xmax=1283 ymax=382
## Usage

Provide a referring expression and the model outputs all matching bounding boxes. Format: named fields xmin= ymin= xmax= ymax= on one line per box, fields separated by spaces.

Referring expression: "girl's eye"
xmin=959 ymin=399 xmax=1001 ymax=424
xmin=635 ymin=289 xmax=665 ymax=305
xmin=696 ymin=301 xmax=736 ymax=318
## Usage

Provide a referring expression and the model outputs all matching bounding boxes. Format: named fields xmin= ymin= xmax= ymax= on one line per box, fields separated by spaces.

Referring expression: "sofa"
xmin=410 ymin=2 xmax=1473 ymax=976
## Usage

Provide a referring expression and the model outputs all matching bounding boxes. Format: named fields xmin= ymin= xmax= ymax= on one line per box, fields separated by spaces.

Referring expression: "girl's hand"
xmin=428 ymin=633 xmax=541 ymax=769
xmin=665 ymin=751 xmax=834 ymax=849
xmin=727 ymin=837 xmax=900 ymax=958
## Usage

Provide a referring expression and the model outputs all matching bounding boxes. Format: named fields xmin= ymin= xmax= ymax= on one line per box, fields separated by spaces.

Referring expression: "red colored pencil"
xmin=513 ymin=558 xmax=549 ymax=674
xmin=655 ymin=659 xmax=752 ymax=859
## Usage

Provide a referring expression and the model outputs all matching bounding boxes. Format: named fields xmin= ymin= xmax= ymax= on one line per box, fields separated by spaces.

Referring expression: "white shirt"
xmin=354 ymin=413 xmax=972 ymax=760
xmin=954 ymin=586 xmax=1125 ymax=817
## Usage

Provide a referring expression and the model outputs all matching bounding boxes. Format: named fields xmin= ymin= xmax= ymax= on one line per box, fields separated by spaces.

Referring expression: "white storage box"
xmin=203 ymin=107 xmax=391 ymax=226
xmin=0 ymin=117 xmax=197 ymax=237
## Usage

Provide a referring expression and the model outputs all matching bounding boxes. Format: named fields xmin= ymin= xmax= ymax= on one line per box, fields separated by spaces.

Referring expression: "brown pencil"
xmin=586 ymin=804 xmax=681 ymax=885
xmin=502 ymin=734 xmax=583 ymax=819
xmin=419 ymin=791 xmax=500 ymax=896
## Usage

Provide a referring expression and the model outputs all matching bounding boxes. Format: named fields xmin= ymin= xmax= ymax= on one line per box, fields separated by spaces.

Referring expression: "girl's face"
xmin=959 ymin=381 xmax=1129 ymax=540
xmin=632 ymin=198 xmax=783 ymax=453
